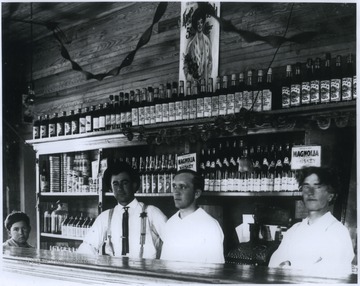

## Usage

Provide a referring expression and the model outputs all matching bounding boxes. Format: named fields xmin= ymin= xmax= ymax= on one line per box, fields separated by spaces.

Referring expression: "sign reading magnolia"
xmin=177 ymin=153 xmax=197 ymax=171
xmin=291 ymin=146 xmax=321 ymax=169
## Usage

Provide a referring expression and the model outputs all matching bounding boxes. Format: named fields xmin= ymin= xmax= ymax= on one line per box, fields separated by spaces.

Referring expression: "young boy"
xmin=4 ymin=211 xmax=33 ymax=248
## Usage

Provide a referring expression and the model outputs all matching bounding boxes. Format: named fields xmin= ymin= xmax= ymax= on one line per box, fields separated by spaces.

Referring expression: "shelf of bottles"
xmin=30 ymin=53 xmax=356 ymax=144
xmin=39 ymin=151 xmax=99 ymax=195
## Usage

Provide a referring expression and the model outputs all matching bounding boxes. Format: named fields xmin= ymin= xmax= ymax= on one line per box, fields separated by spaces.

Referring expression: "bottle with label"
xmin=120 ymin=92 xmax=127 ymax=128
xmin=181 ymin=81 xmax=189 ymax=120
xmin=342 ymin=53 xmax=354 ymax=101
xmin=195 ymin=79 xmax=204 ymax=118
xmin=128 ymin=91 xmax=135 ymax=127
xmin=331 ymin=55 xmax=342 ymax=102
xmin=290 ymin=63 xmax=301 ymax=107
xmin=98 ymin=104 xmax=106 ymax=131
xmin=301 ymin=58 xmax=312 ymax=106
xmin=33 ymin=115 xmax=41 ymax=139
xmin=176 ymin=81 xmax=184 ymax=121
xmin=109 ymin=95 xmax=116 ymax=130
xmin=56 ymin=111 xmax=65 ymax=137
xmin=274 ymin=144 xmax=283 ymax=192
xmin=75 ymin=213 xmax=85 ymax=237
xmin=40 ymin=160 xmax=49 ymax=192
xmin=320 ymin=53 xmax=331 ymax=104
xmin=262 ymin=68 xmax=273 ymax=111
xmin=155 ymin=86 xmax=163 ymax=124
xmin=219 ymin=75 xmax=228 ymax=116
xmin=71 ymin=108 xmax=80 ymax=135
xmin=162 ymin=84 xmax=171 ymax=123
xmin=234 ymin=72 xmax=245 ymax=113
xmin=138 ymin=88 xmax=146 ymax=126
xmin=49 ymin=113 xmax=58 ymax=137
xmin=227 ymin=74 xmax=236 ymax=115
xmin=281 ymin=65 xmax=292 ymax=109
xmin=310 ymin=58 xmax=321 ymax=104
xmin=187 ymin=81 xmax=196 ymax=120
xmin=131 ymin=89 xmax=140 ymax=127
xmin=51 ymin=201 xmax=68 ymax=234
xmin=104 ymin=102 xmax=112 ymax=131
xmin=253 ymin=70 xmax=263 ymax=112
xmin=169 ymin=82 xmax=177 ymax=122
xmin=145 ymin=87 xmax=154 ymax=125
xmin=205 ymin=78 xmax=213 ymax=118
xmin=79 ymin=107 xmax=87 ymax=134
xmin=244 ymin=70 xmax=254 ymax=110
xmin=92 ymin=105 xmax=100 ymax=132
xmin=40 ymin=114 xmax=49 ymax=139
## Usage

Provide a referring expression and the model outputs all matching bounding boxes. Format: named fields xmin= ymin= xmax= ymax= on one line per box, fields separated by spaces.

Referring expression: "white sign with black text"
xmin=291 ymin=146 xmax=321 ymax=169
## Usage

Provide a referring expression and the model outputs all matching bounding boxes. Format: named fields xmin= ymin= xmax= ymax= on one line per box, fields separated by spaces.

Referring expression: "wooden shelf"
xmin=133 ymin=192 xmax=302 ymax=197
xmin=40 ymin=192 xmax=99 ymax=197
xmin=40 ymin=233 xmax=83 ymax=241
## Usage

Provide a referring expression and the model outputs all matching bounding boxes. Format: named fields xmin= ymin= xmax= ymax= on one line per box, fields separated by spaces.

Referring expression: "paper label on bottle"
xmin=234 ymin=92 xmax=243 ymax=113
xmin=281 ymin=87 xmax=290 ymax=108
xmin=105 ymin=114 xmax=111 ymax=127
xmin=144 ymin=106 xmax=151 ymax=124
xmin=72 ymin=120 xmax=79 ymax=133
xmin=204 ymin=178 xmax=210 ymax=191
xmin=219 ymin=94 xmax=227 ymax=115
xmin=169 ymin=102 xmax=175 ymax=121
xmin=162 ymin=103 xmax=169 ymax=122
xmin=155 ymin=104 xmax=163 ymax=123
xmin=33 ymin=126 xmax=39 ymax=139
xmin=211 ymin=96 xmax=219 ymax=117
xmin=196 ymin=98 xmax=204 ymax=118
xmin=204 ymin=97 xmax=212 ymax=117
xmin=189 ymin=99 xmax=197 ymax=119
xmin=226 ymin=93 xmax=235 ymax=114
xmin=40 ymin=124 xmax=48 ymax=138
xmin=175 ymin=100 xmax=183 ymax=120
xmin=301 ymin=82 xmax=311 ymax=104
xmin=253 ymin=90 xmax=262 ymax=111
xmin=243 ymin=91 xmax=253 ymax=110
xmin=138 ymin=107 xmax=145 ymax=125
xmin=99 ymin=116 xmax=105 ymax=129
xmin=182 ymin=100 xmax=189 ymax=120
xmin=320 ymin=80 xmax=331 ymax=103
xmin=150 ymin=106 xmax=156 ymax=124
xmin=79 ymin=118 xmax=86 ymax=133
xmin=342 ymin=77 xmax=353 ymax=100
xmin=85 ymin=115 xmax=92 ymax=132
xmin=65 ymin=121 xmax=72 ymax=135
xmin=121 ymin=112 xmax=127 ymax=125
xmin=157 ymin=174 xmax=165 ymax=193
xmin=262 ymin=89 xmax=272 ymax=111
xmin=49 ymin=123 xmax=56 ymax=136
xmin=353 ymin=75 xmax=356 ymax=98
xmin=131 ymin=108 xmax=138 ymax=126
xmin=290 ymin=84 xmax=301 ymax=106
xmin=310 ymin=80 xmax=320 ymax=103
xmin=111 ymin=114 xmax=116 ymax=127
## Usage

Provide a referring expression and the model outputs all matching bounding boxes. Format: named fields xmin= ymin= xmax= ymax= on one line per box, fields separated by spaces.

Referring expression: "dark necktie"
xmin=122 ymin=207 xmax=129 ymax=255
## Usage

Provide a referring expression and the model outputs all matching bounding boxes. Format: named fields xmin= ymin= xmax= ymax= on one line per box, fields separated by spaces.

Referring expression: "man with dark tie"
xmin=78 ymin=161 xmax=167 ymax=259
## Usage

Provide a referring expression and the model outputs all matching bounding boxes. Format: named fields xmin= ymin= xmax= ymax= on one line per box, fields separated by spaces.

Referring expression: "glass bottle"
xmin=86 ymin=106 xmax=94 ymax=133
xmin=310 ymin=58 xmax=321 ymax=104
xmin=162 ymin=84 xmax=171 ymax=123
xmin=262 ymin=68 xmax=273 ymax=111
xmin=64 ymin=111 xmax=72 ymax=136
xmin=188 ymin=81 xmax=196 ymax=120
xmin=56 ymin=111 xmax=65 ymax=137
xmin=169 ymin=82 xmax=177 ymax=122
xmin=301 ymin=58 xmax=312 ymax=106
xmin=320 ymin=53 xmax=331 ymax=104
xmin=131 ymin=89 xmax=139 ymax=127
xmin=281 ymin=65 xmax=292 ymax=109
xmin=253 ymin=70 xmax=263 ymax=112
xmin=40 ymin=114 xmax=49 ymax=139
xmin=342 ymin=53 xmax=354 ymax=101
xmin=175 ymin=81 xmax=184 ymax=121
xmin=79 ymin=107 xmax=87 ymax=134
xmin=331 ymin=55 xmax=342 ymax=102
xmin=48 ymin=113 xmax=57 ymax=137
xmin=33 ymin=115 xmax=41 ymax=139
xmin=219 ymin=75 xmax=228 ymax=116
xmin=227 ymin=74 xmax=236 ymax=115
xmin=181 ymin=81 xmax=189 ymax=120
xmin=92 ymin=105 xmax=100 ymax=132
xmin=155 ymin=86 xmax=162 ymax=124
xmin=197 ymin=79 xmax=205 ymax=118
xmin=290 ymin=63 xmax=301 ymax=107
xmin=244 ymin=70 xmax=254 ymax=110
xmin=208 ymin=77 xmax=217 ymax=117
xmin=234 ymin=72 xmax=245 ymax=113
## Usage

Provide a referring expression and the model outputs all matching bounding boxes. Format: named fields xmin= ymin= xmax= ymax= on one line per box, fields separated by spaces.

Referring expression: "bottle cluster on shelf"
xmin=40 ymin=151 xmax=99 ymax=193
xmin=281 ymin=53 xmax=356 ymax=108
xmin=200 ymin=139 xmax=299 ymax=192
xmin=107 ymin=154 xmax=178 ymax=194
xmin=43 ymin=205 xmax=94 ymax=238
xmin=32 ymin=52 xmax=355 ymax=140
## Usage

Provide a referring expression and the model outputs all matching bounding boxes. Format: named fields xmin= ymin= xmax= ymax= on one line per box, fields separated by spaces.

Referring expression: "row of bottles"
xmin=199 ymin=140 xmax=298 ymax=192
xmin=43 ymin=205 xmax=94 ymax=238
xmin=40 ymin=151 xmax=99 ymax=193
xmin=107 ymin=154 xmax=178 ymax=194
xmin=282 ymin=53 xmax=356 ymax=108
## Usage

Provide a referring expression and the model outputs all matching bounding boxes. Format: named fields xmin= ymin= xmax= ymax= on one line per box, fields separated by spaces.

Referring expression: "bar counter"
xmin=3 ymin=247 xmax=357 ymax=284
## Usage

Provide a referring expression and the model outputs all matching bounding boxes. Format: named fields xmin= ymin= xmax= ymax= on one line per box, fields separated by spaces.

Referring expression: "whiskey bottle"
xmin=310 ymin=58 xmax=321 ymax=104
xmin=98 ymin=104 xmax=106 ymax=131
xmin=262 ymin=68 xmax=273 ymax=111
xmin=301 ymin=58 xmax=312 ymax=106
xmin=331 ymin=55 xmax=342 ymax=102
xmin=181 ymin=81 xmax=189 ymax=120
xmin=196 ymin=79 xmax=205 ymax=118
xmin=169 ymin=82 xmax=177 ymax=122
xmin=40 ymin=114 xmax=49 ymax=139
xmin=227 ymin=74 xmax=236 ymax=115
xmin=281 ymin=65 xmax=292 ymax=109
xmin=234 ymin=72 xmax=245 ymax=113
xmin=320 ymin=53 xmax=331 ymax=104
xmin=244 ymin=70 xmax=254 ymax=110
xmin=204 ymin=78 xmax=213 ymax=118
xmin=342 ymin=53 xmax=354 ymax=101
xmin=176 ymin=81 xmax=184 ymax=121
xmin=49 ymin=113 xmax=58 ymax=137
xmin=131 ymin=89 xmax=140 ymax=127
xmin=290 ymin=63 xmax=301 ymax=107
xmin=33 ymin=115 xmax=41 ymax=139
xmin=162 ymin=83 xmax=171 ymax=122
xmin=253 ymin=70 xmax=263 ymax=112
xmin=138 ymin=88 xmax=146 ymax=126
xmin=148 ymin=88 xmax=156 ymax=125
xmin=105 ymin=102 xmax=112 ymax=131
xmin=219 ymin=75 xmax=228 ymax=116
xmin=155 ymin=86 xmax=163 ymax=123
xmin=72 ymin=109 xmax=80 ymax=135
xmin=188 ymin=81 xmax=196 ymax=120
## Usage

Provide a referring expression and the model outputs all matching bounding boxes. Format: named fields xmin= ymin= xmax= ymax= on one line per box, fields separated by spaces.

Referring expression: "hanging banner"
xmin=291 ymin=146 xmax=321 ymax=170
xmin=177 ymin=153 xmax=197 ymax=171
xmin=179 ymin=1 xmax=220 ymax=95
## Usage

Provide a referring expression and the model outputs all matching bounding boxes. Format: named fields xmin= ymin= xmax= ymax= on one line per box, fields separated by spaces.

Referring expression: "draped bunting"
xmin=48 ymin=1 xmax=318 ymax=81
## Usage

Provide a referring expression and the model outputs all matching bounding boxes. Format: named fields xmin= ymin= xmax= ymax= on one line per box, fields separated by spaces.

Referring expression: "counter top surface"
xmin=3 ymin=247 xmax=358 ymax=284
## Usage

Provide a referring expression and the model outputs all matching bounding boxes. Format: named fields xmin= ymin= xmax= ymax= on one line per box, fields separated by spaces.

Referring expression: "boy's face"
xmin=9 ymin=221 xmax=30 ymax=244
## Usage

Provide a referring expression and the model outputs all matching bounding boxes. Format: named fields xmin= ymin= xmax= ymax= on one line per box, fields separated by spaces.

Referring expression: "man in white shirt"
xmin=77 ymin=161 xmax=167 ymax=259
xmin=161 ymin=169 xmax=225 ymax=264
xmin=269 ymin=167 xmax=354 ymax=274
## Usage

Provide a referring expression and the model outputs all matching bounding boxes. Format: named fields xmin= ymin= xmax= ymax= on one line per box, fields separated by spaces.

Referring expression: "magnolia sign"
xmin=291 ymin=146 xmax=321 ymax=169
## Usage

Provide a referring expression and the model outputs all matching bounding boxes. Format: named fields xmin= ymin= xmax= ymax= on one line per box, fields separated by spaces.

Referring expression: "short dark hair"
xmin=103 ymin=160 xmax=140 ymax=191
xmin=191 ymin=8 xmax=207 ymax=30
xmin=4 ymin=211 xmax=31 ymax=231
xmin=174 ymin=169 xmax=204 ymax=191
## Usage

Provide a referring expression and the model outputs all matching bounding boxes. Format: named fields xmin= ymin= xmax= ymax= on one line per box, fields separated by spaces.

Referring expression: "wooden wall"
xmin=19 ymin=2 xmax=355 ymax=127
